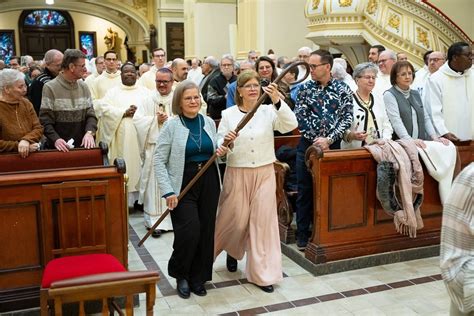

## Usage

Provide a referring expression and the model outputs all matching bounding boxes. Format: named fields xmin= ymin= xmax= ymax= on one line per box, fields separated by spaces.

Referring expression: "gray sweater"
xmin=153 ymin=114 xmax=220 ymax=197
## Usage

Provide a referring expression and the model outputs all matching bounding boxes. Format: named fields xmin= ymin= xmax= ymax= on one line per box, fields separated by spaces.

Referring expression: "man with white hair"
xmin=297 ymin=47 xmax=312 ymax=81
xmin=247 ymin=50 xmax=259 ymax=65
xmin=412 ymin=51 xmax=445 ymax=97
xmin=138 ymin=63 xmax=151 ymax=77
xmin=207 ymin=54 xmax=237 ymax=119
xmin=331 ymin=58 xmax=357 ymax=91
xmin=373 ymin=50 xmax=397 ymax=97
xmin=199 ymin=56 xmax=220 ymax=102
xmin=28 ymin=49 xmax=63 ymax=115
xmin=187 ymin=58 xmax=203 ymax=85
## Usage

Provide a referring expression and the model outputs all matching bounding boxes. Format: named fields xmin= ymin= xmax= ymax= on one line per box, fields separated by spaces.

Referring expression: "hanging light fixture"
xmin=46 ymin=0 xmax=54 ymax=5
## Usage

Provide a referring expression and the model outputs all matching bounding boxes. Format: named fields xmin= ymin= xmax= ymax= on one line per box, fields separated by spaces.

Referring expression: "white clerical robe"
xmin=137 ymin=66 xmax=158 ymax=90
xmin=133 ymin=91 xmax=173 ymax=230
xmin=96 ymin=84 xmax=150 ymax=198
xmin=93 ymin=71 xmax=122 ymax=100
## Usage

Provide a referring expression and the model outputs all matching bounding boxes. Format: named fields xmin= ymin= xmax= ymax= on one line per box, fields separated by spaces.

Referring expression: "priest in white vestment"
xmin=134 ymin=67 xmax=174 ymax=234
xmin=137 ymin=48 xmax=167 ymax=90
xmin=424 ymin=43 xmax=473 ymax=142
xmin=95 ymin=63 xmax=150 ymax=207
xmin=92 ymin=51 xmax=122 ymax=100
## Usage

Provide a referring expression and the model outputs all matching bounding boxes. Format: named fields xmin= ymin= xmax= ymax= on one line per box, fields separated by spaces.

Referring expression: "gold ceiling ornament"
xmin=388 ymin=13 xmax=400 ymax=31
xmin=367 ymin=0 xmax=378 ymax=14
xmin=312 ymin=0 xmax=321 ymax=10
xmin=339 ymin=0 xmax=352 ymax=7
xmin=416 ymin=27 xmax=430 ymax=48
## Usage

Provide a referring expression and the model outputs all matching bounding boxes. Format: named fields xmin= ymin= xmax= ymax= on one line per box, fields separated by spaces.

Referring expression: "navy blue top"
xmin=180 ymin=114 xmax=213 ymax=162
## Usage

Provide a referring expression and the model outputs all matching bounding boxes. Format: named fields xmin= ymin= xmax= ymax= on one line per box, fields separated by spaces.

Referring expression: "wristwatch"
xmin=86 ymin=131 xmax=95 ymax=137
xmin=326 ymin=136 xmax=334 ymax=145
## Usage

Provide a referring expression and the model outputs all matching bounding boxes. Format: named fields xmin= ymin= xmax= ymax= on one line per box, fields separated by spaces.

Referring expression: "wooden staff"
xmin=138 ymin=61 xmax=310 ymax=246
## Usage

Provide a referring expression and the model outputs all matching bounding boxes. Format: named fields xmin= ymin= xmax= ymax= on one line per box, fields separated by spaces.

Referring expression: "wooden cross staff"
xmin=138 ymin=61 xmax=310 ymax=246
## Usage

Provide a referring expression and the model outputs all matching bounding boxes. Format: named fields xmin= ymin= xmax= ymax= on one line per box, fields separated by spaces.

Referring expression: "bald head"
xmin=44 ymin=49 xmax=63 ymax=76
xmin=171 ymin=58 xmax=188 ymax=82
xmin=427 ymin=51 xmax=446 ymax=74
xmin=378 ymin=50 xmax=396 ymax=75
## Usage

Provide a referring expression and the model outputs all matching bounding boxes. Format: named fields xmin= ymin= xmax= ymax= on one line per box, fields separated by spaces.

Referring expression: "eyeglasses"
xmin=378 ymin=59 xmax=393 ymax=64
xmin=155 ymin=80 xmax=171 ymax=85
xmin=221 ymin=64 xmax=233 ymax=68
xmin=183 ymin=96 xmax=200 ymax=102
xmin=359 ymin=75 xmax=376 ymax=80
xmin=428 ymin=58 xmax=445 ymax=63
xmin=309 ymin=63 xmax=328 ymax=70
xmin=241 ymin=84 xmax=260 ymax=90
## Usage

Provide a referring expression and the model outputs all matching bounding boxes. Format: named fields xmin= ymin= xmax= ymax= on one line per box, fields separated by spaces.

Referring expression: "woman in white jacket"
xmin=214 ymin=70 xmax=298 ymax=293
xmin=341 ymin=62 xmax=393 ymax=149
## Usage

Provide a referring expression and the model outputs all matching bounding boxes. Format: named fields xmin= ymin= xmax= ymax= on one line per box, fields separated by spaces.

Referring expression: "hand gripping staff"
xmin=138 ymin=61 xmax=310 ymax=246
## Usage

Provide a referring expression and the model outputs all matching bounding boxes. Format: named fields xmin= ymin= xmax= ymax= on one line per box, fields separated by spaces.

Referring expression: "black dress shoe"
xmin=226 ymin=254 xmax=238 ymax=272
xmin=176 ymin=279 xmax=190 ymax=299
xmin=257 ymin=284 xmax=274 ymax=293
xmin=190 ymin=283 xmax=207 ymax=296
xmin=146 ymin=227 xmax=161 ymax=238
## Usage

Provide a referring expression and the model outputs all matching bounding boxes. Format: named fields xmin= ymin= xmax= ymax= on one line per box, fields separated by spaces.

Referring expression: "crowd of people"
xmin=0 ymin=41 xmax=472 ymax=310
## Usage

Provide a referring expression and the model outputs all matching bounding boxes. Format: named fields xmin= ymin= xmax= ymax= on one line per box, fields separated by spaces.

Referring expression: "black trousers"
xmin=168 ymin=161 xmax=220 ymax=286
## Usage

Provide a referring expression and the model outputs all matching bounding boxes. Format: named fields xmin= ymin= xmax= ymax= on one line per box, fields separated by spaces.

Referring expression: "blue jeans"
xmin=295 ymin=137 xmax=341 ymax=243
xmin=295 ymin=137 xmax=313 ymax=243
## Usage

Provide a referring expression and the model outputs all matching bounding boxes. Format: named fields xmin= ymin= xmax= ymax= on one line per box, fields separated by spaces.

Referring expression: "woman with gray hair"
xmin=0 ymin=69 xmax=43 ymax=157
xmin=154 ymin=80 xmax=236 ymax=299
xmin=341 ymin=62 xmax=393 ymax=149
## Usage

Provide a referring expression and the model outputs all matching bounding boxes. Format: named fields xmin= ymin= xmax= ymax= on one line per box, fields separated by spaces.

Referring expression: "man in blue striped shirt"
xmin=294 ymin=49 xmax=353 ymax=250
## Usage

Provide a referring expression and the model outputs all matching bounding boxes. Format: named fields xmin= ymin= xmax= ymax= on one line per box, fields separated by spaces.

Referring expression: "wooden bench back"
xmin=0 ymin=143 xmax=108 ymax=173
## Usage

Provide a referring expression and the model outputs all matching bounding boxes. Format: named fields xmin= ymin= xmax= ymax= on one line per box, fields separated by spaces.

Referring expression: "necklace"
xmin=180 ymin=115 xmax=202 ymax=152
xmin=356 ymin=91 xmax=371 ymax=107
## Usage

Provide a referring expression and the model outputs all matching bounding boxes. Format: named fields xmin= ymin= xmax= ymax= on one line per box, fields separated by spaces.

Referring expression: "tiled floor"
xmin=126 ymin=211 xmax=451 ymax=315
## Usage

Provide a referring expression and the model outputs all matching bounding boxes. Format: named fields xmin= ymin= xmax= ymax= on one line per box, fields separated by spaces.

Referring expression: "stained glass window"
xmin=0 ymin=31 xmax=15 ymax=63
xmin=24 ymin=10 xmax=68 ymax=26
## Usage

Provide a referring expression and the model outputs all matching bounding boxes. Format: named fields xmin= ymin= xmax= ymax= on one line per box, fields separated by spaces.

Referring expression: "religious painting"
xmin=0 ymin=30 xmax=15 ymax=64
xmin=79 ymin=31 xmax=97 ymax=60
xmin=24 ymin=10 xmax=68 ymax=26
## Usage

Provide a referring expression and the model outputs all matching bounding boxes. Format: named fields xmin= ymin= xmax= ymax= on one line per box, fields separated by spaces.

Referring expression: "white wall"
xmin=193 ymin=2 xmax=236 ymax=59
xmin=428 ymin=0 xmax=473 ymax=40
xmin=261 ymin=0 xmax=316 ymax=59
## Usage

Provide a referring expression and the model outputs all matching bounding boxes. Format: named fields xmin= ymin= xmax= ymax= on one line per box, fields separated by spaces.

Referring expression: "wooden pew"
xmin=274 ymin=134 xmax=300 ymax=243
xmin=0 ymin=145 xmax=128 ymax=312
xmin=301 ymin=141 xmax=473 ymax=264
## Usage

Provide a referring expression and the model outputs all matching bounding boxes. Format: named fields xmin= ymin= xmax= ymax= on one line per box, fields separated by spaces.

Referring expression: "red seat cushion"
xmin=41 ymin=254 xmax=126 ymax=288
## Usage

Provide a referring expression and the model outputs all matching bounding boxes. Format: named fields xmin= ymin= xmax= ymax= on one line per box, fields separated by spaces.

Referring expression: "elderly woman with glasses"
xmin=0 ymin=69 xmax=43 ymax=157
xmin=383 ymin=61 xmax=448 ymax=147
xmin=341 ymin=62 xmax=393 ymax=149
xmin=154 ymin=80 xmax=235 ymax=299
xmin=214 ymin=70 xmax=297 ymax=293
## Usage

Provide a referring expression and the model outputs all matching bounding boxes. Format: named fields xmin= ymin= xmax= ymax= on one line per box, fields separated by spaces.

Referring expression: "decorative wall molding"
xmin=305 ymin=0 xmax=472 ymax=67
